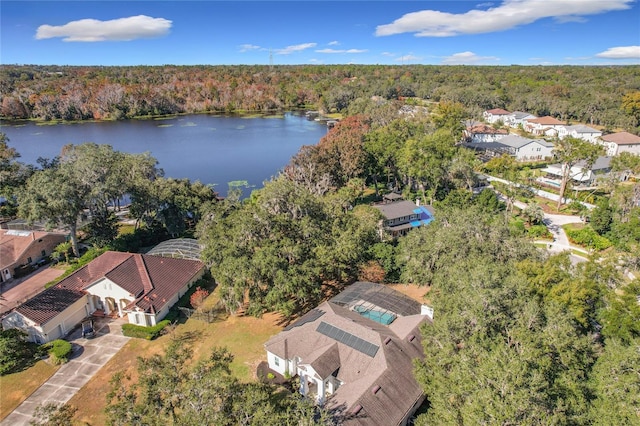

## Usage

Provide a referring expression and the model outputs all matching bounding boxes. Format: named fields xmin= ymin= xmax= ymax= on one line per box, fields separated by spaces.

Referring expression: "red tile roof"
xmin=486 ymin=108 xmax=510 ymax=115
xmin=15 ymin=251 xmax=204 ymax=325
xmin=525 ymin=116 xmax=565 ymax=125
xmin=601 ymin=131 xmax=640 ymax=145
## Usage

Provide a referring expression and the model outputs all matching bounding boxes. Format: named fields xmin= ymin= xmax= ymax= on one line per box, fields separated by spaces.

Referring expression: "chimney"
xmin=421 ymin=305 xmax=434 ymax=320
xmin=416 ymin=198 xmax=420 ymax=206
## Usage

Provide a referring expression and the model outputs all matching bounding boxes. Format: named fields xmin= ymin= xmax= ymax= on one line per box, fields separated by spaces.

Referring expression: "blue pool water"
xmin=354 ymin=306 xmax=396 ymax=325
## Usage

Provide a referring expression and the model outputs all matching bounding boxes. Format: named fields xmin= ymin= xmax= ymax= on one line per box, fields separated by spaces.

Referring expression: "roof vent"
xmin=408 ymin=334 xmax=416 ymax=342
xmin=372 ymin=385 xmax=381 ymax=395
xmin=384 ymin=337 xmax=392 ymax=345
xmin=352 ymin=405 xmax=363 ymax=415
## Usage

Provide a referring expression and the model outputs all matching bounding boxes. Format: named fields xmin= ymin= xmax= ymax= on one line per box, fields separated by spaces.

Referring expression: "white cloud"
xmin=595 ymin=46 xmax=640 ymax=59
xmin=442 ymin=51 xmax=500 ymax=64
xmin=275 ymin=43 xmax=317 ymax=55
xmin=239 ymin=44 xmax=261 ymax=52
xmin=328 ymin=41 xmax=339 ymax=45
xmin=35 ymin=15 xmax=172 ymax=42
xmin=395 ymin=54 xmax=421 ymax=62
xmin=376 ymin=0 xmax=632 ymax=37
xmin=315 ymin=48 xmax=368 ymax=54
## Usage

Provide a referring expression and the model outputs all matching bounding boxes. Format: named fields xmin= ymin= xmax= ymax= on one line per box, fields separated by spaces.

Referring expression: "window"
xmin=274 ymin=356 xmax=280 ymax=367
xmin=27 ymin=257 xmax=32 ymax=264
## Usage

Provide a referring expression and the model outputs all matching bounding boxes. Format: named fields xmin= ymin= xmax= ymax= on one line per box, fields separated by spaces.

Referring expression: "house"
xmin=372 ymin=195 xmax=434 ymax=238
xmin=264 ymin=282 xmax=432 ymax=425
xmin=1 ymin=249 xmax=205 ymax=343
xmin=541 ymin=156 xmax=613 ymax=186
xmin=524 ymin=116 xmax=566 ymax=136
xmin=505 ymin=111 xmax=537 ymax=128
xmin=0 ymin=229 xmax=67 ymax=283
xmin=558 ymin=125 xmax=602 ymax=143
xmin=463 ymin=123 xmax=509 ymax=143
xmin=483 ymin=108 xmax=511 ymax=124
xmin=599 ymin=131 xmax=640 ymax=156
xmin=464 ymin=135 xmax=554 ymax=162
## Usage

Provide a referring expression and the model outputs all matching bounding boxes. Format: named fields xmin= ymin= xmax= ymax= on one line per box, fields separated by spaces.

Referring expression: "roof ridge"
xmin=135 ymin=254 xmax=154 ymax=295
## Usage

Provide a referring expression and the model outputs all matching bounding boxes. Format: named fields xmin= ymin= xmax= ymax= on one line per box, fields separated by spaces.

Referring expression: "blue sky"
xmin=2 ymin=1 xmax=639 ymax=66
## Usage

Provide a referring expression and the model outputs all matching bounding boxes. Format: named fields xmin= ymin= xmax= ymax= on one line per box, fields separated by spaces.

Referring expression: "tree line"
xmin=2 ymin=64 xmax=639 ymax=133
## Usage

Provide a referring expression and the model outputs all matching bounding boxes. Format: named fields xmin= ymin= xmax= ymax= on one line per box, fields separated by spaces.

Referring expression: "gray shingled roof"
xmin=372 ymin=200 xmax=417 ymax=220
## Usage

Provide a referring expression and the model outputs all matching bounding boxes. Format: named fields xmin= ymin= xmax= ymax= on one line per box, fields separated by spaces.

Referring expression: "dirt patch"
xmin=387 ymin=283 xmax=431 ymax=304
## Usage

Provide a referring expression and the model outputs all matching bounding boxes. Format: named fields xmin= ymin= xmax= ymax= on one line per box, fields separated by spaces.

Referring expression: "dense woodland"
xmin=2 ymin=64 xmax=640 ymax=133
xmin=2 ymin=64 xmax=640 ymax=424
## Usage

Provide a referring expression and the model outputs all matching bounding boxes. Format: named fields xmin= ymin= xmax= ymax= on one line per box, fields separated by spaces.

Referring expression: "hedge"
xmin=566 ymin=227 xmax=612 ymax=251
xmin=122 ymin=320 xmax=171 ymax=340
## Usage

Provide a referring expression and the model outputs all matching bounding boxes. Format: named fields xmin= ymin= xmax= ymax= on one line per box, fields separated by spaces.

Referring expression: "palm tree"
xmin=52 ymin=241 xmax=72 ymax=264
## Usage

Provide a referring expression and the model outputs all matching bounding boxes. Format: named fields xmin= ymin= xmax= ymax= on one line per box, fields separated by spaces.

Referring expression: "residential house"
xmin=464 ymin=135 xmax=554 ymax=162
xmin=524 ymin=116 xmax=566 ymax=136
xmin=264 ymin=281 xmax=432 ymax=425
xmin=541 ymin=156 xmax=613 ymax=186
xmin=483 ymin=108 xmax=511 ymax=124
xmin=505 ymin=111 xmax=537 ymax=129
xmin=0 ymin=230 xmax=67 ymax=283
xmin=372 ymin=195 xmax=434 ymax=238
xmin=599 ymin=131 xmax=640 ymax=156
xmin=558 ymin=124 xmax=602 ymax=143
xmin=1 ymin=249 xmax=205 ymax=343
xmin=463 ymin=123 xmax=509 ymax=143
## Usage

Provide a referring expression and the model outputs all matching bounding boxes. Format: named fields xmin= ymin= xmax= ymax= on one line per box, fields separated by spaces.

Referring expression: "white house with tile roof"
xmin=483 ymin=108 xmax=511 ymax=124
xmin=599 ymin=131 xmax=640 ymax=156
xmin=1 ymin=250 xmax=205 ymax=343
xmin=524 ymin=116 xmax=566 ymax=136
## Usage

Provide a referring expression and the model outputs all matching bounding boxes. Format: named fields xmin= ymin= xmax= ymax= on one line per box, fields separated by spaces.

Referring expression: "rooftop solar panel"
xmin=317 ymin=322 xmax=379 ymax=357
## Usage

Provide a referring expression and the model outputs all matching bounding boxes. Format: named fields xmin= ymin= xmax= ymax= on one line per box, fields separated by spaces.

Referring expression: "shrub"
xmin=122 ymin=320 xmax=171 ymax=340
xmin=527 ymin=224 xmax=551 ymax=239
xmin=46 ymin=339 xmax=72 ymax=365
xmin=566 ymin=227 xmax=613 ymax=251
xmin=190 ymin=287 xmax=210 ymax=309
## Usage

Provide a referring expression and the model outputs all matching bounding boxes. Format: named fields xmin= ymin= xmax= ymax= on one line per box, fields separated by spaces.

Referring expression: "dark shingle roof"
xmin=372 ymin=200 xmax=417 ymax=220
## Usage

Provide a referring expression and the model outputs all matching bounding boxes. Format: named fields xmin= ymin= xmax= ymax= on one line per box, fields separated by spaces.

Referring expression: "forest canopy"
xmin=1 ymin=64 xmax=639 ymax=133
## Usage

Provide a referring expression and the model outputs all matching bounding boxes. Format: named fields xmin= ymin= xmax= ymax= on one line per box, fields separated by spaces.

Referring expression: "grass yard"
xmin=0 ymin=360 xmax=59 ymax=421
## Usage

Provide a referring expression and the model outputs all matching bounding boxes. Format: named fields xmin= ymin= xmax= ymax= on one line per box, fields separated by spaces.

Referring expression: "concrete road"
xmin=0 ymin=318 xmax=130 ymax=426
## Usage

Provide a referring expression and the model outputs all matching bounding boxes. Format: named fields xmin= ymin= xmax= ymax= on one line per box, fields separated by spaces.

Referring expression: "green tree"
xmin=52 ymin=241 xmax=72 ymax=263
xmin=552 ymin=137 xmax=604 ymax=210
xmin=0 ymin=133 xmax=32 ymax=217
xmin=0 ymin=329 xmax=34 ymax=375
xmin=522 ymin=202 xmax=544 ymax=226
xmin=589 ymin=337 xmax=640 ymax=425
xmin=105 ymin=340 xmax=334 ymax=426
xmin=590 ymin=198 xmax=614 ymax=235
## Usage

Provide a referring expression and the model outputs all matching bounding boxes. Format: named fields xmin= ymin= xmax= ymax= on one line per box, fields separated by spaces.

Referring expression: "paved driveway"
xmin=0 ymin=266 xmax=65 ymax=315
xmin=1 ymin=318 xmax=130 ymax=426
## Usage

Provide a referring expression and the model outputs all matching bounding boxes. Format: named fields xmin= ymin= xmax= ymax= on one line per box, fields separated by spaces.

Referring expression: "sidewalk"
xmin=0 ymin=318 xmax=130 ymax=426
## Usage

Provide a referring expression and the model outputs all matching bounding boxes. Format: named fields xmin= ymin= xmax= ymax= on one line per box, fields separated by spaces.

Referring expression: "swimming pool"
xmin=354 ymin=306 xmax=397 ymax=325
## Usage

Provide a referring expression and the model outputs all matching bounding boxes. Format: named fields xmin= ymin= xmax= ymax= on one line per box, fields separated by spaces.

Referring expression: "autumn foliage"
xmin=189 ymin=287 xmax=210 ymax=309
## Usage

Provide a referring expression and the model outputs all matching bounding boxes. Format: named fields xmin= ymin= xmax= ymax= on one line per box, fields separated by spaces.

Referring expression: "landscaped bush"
xmin=566 ymin=227 xmax=612 ymax=251
xmin=0 ymin=329 xmax=36 ymax=375
xmin=45 ymin=339 xmax=72 ymax=365
xmin=527 ymin=224 xmax=552 ymax=239
xmin=122 ymin=320 xmax=171 ymax=340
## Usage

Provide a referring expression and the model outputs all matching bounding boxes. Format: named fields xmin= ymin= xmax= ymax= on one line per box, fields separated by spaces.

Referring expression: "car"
xmin=81 ymin=320 xmax=95 ymax=338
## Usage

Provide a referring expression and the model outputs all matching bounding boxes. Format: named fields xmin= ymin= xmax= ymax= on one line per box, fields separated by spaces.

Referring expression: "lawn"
xmin=0 ymin=360 xmax=59 ymax=420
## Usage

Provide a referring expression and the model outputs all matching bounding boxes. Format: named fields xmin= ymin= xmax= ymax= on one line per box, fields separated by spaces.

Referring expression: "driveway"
xmin=0 ymin=266 xmax=65 ymax=316
xmin=0 ymin=318 xmax=130 ymax=426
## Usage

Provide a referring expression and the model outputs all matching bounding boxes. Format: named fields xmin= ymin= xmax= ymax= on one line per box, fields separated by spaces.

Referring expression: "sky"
xmin=1 ymin=0 xmax=639 ymax=66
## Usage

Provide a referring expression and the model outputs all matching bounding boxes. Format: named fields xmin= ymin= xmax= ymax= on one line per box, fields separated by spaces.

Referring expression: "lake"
xmin=0 ymin=113 xmax=328 ymax=196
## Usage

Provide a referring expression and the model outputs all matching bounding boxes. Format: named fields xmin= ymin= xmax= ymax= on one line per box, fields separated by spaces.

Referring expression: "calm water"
xmin=0 ymin=113 xmax=327 ymax=196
